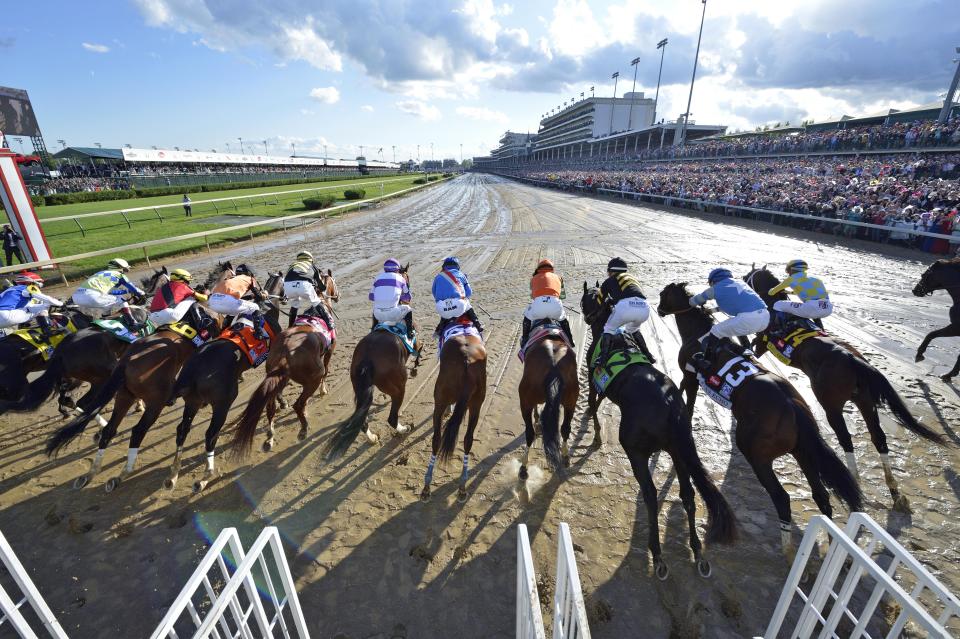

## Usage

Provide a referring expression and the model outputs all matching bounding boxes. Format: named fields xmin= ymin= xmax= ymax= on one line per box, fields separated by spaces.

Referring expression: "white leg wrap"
xmin=206 ymin=451 xmax=215 ymax=472
xmin=126 ymin=448 xmax=139 ymax=472
xmin=92 ymin=449 xmax=105 ymax=473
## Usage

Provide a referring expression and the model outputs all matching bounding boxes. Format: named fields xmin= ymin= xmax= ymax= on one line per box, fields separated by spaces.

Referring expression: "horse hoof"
xmin=366 ymin=431 xmax=379 ymax=445
xmin=915 ymin=354 xmax=925 ymax=363
xmin=73 ymin=475 xmax=90 ymax=490
xmin=697 ymin=558 xmax=712 ymax=578
xmin=519 ymin=466 xmax=529 ymax=481
xmin=163 ymin=477 xmax=177 ymax=491
xmin=193 ymin=480 xmax=208 ymax=493
xmin=420 ymin=487 xmax=431 ymax=502
xmin=410 ymin=368 xmax=418 ymax=378
xmin=590 ymin=438 xmax=602 ymax=450
xmin=262 ymin=440 xmax=274 ymax=453
xmin=457 ymin=487 xmax=468 ymax=502
xmin=297 ymin=429 xmax=307 ymax=442
xmin=655 ymin=560 xmax=669 ymax=581
xmin=892 ymin=495 xmax=912 ymax=514
xmin=562 ymin=455 xmax=571 ymax=468
xmin=395 ymin=424 xmax=410 ymax=436
xmin=104 ymin=477 xmax=121 ymax=493
xmin=941 ymin=374 xmax=955 ymax=383
xmin=92 ymin=431 xmax=101 ymax=445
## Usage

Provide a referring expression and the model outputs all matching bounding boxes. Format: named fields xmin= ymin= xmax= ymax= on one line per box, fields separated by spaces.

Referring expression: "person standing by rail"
xmin=2 ymin=224 xmax=25 ymax=266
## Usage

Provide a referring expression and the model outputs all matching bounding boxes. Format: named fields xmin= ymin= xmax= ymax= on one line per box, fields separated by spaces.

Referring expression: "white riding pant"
xmin=0 ymin=305 xmax=47 ymax=329
xmin=603 ymin=297 xmax=650 ymax=334
xmin=710 ymin=309 xmax=770 ymax=338
xmin=283 ymin=280 xmax=321 ymax=306
xmin=373 ymin=304 xmax=412 ymax=324
xmin=148 ymin=299 xmax=196 ymax=327
xmin=524 ymin=295 xmax=566 ymax=322
xmin=208 ymin=293 xmax=259 ymax=317
xmin=73 ymin=288 xmax=126 ymax=317
xmin=436 ymin=297 xmax=472 ymax=320
xmin=773 ymin=299 xmax=833 ymax=320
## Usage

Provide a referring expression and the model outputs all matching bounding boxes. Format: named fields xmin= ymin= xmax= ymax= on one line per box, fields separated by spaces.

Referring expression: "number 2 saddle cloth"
xmin=588 ymin=331 xmax=651 ymax=395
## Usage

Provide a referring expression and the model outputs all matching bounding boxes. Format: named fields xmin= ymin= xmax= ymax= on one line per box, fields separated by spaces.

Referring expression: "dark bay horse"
xmin=745 ymin=266 xmax=944 ymax=511
xmin=325 ymin=266 xmax=423 ymax=460
xmin=421 ymin=331 xmax=487 ymax=502
xmin=0 ymin=268 xmax=167 ymax=420
xmin=230 ymin=271 xmax=340 ymax=459
xmin=517 ymin=323 xmax=578 ymax=477
xmin=165 ymin=273 xmax=284 ymax=492
xmin=46 ymin=266 xmax=227 ymax=491
xmin=582 ymin=284 xmax=736 ymax=578
xmin=658 ymin=282 xmax=862 ymax=559
xmin=913 ymin=257 xmax=960 ymax=379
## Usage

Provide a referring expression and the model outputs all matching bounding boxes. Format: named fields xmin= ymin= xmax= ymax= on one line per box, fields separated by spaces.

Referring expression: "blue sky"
xmin=2 ymin=0 xmax=958 ymax=161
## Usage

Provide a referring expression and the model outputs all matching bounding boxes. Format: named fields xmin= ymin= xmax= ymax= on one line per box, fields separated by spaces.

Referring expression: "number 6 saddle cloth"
xmin=686 ymin=343 xmax=764 ymax=409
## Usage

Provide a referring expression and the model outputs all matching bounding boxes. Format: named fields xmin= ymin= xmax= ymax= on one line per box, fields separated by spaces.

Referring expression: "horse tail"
xmin=0 ymin=351 xmax=65 ymax=415
xmin=231 ymin=365 xmax=289 ymax=459
xmin=852 ymin=356 xmax=947 ymax=446
xmin=439 ymin=358 xmax=475 ymax=463
xmin=46 ymin=362 xmax=126 ymax=456
xmin=668 ymin=385 xmax=738 ymax=544
xmin=325 ymin=360 xmax=375 ymax=461
xmin=791 ymin=395 xmax=864 ymax=512
xmin=539 ymin=365 xmax=564 ymax=472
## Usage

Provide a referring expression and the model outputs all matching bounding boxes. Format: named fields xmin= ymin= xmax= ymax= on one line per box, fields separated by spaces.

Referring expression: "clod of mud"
xmin=395 ymin=453 xmax=409 ymax=466
xmin=112 ymin=522 xmax=136 ymax=539
xmin=390 ymin=623 xmax=408 ymax=639
xmin=166 ymin=509 xmax=191 ymax=529
xmin=67 ymin=516 xmax=93 ymax=534
xmin=719 ymin=593 xmax=742 ymax=620
xmin=585 ymin=596 xmax=613 ymax=625
xmin=536 ymin=571 xmax=553 ymax=609
xmin=408 ymin=543 xmax=433 ymax=564
xmin=44 ymin=507 xmax=62 ymax=527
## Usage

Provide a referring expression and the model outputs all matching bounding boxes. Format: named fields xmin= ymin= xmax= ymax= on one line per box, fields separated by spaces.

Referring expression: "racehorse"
xmin=164 ymin=272 xmax=284 ymax=492
xmin=517 ymin=321 xmax=579 ymax=477
xmin=230 ymin=270 xmax=341 ymax=458
xmin=420 ymin=330 xmax=487 ymax=502
xmin=746 ymin=266 xmax=945 ymax=511
xmin=913 ymin=257 xmax=960 ymax=380
xmin=46 ymin=265 xmax=227 ymax=491
xmin=658 ymin=282 xmax=862 ymax=558
xmin=0 ymin=268 xmax=167 ymax=419
xmin=582 ymin=283 xmax=736 ymax=578
xmin=324 ymin=264 xmax=423 ymax=460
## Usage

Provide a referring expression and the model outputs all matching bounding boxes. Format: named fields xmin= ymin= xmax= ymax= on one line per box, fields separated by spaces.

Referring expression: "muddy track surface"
xmin=1 ymin=174 xmax=958 ymax=638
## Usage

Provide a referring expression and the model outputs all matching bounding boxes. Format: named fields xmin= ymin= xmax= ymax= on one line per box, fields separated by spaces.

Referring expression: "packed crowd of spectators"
xmin=514 ymin=152 xmax=960 ymax=254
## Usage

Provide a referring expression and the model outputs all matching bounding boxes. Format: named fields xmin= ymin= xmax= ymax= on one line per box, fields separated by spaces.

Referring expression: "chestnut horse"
xmin=421 ymin=331 xmax=487 ymax=502
xmin=745 ymin=266 xmax=944 ymax=511
xmin=913 ymin=257 xmax=960 ymax=379
xmin=231 ymin=271 xmax=340 ymax=457
xmin=658 ymin=282 xmax=861 ymax=559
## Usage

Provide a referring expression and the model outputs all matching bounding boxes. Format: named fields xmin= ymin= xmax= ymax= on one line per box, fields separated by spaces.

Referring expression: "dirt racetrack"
xmin=1 ymin=173 xmax=958 ymax=638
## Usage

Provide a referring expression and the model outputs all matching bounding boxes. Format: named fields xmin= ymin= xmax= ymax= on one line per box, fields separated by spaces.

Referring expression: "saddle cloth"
xmin=294 ymin=316 xmax=336 ymax=348
xmin=220 ymin=322 xmax=276 ymax=367
xmin=373 ymin=321 xmax=416 ymax=354
xmin=518 ymin=320 xmax=573 ymax=362
xmin=438 ymin=322 xmax=480 ymax=353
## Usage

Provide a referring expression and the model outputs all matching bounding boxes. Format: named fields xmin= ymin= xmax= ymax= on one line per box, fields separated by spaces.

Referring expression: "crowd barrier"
xmin=126 ymin=169 xmax=396 ymax=189
xmin=0 ymin=530 xmax=69 ymax=639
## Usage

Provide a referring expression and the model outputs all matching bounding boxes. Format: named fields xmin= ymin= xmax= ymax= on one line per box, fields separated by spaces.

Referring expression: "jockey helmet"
xmin=383 ymin=258 xmax=401 ymax=272
xmin=170 ymin=268 xmax=192 ymax=283
xmin=108 ymin=258 xmax=131 ymax=272
xmin=786 ymin=259 xmax=808 ymax=274
xmin=607 ymin=257 xmax=628 ymax=273
xmin=535 ymin=258 xmax=554 ymax=272
xmin=14 ymin=272 xmax=43 ymax=287
xmin=296 ymin=251 xmax=314 ymax=262
xmin=442 ymin=256 xmax=460 ymax=270
xmin=708 ymin=268 xmax=733 ymax=285
xmin=234 ymin=264 xmax=253 ymax=277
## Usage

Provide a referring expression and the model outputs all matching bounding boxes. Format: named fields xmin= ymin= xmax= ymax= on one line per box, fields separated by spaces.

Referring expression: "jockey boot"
xmin=404 ymin=311 xmax=416 ymax=341
xmin=814 ymin=318 xmax=825 ymax=331
xmin=596 ymin=333 xmax=613 ymax=370
xmin=520 ymin=318 xmax=531 ymax=349
xmin=288 ymin=306 xmax=299 ymax=329
xmin=631 ymin=331 xmax=655 ymax=363
xmin=252 ymin=312 xmax=268 ymax=340
xmin=35 ymin=314 xmax=55 ymax=341
xmin=466 ymin=308 xmax=483 ymax=335
xmin=434 ymin=318 xmax=447 ymax=339
xmin=371 ymin=315 xmax=378 ymax=331
xmin=315 ymin=303 xmax=335 ymax=331
xmin=693 ymin=333 xmax=720 ymax=372
xmin=560 ymin=318 xmax=576 ymax=348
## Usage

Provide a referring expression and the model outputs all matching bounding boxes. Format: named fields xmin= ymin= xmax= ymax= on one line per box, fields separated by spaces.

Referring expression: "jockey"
xmin=689 ymin=267 xmax=769 ymax=368
xmin=596 ymin=257 xmax=655 ymax=367
xmin=208 ymin=264 xmax=267 ymax=339
xmin=0 ymin=272 xmax=64 ymax=338
xmin=148 ymin=268 xmax=209 ymax=329
xmin=282 ymin=251 xmax=335 ymax=330
xmin=73 ymin=258 xmax=144 ymax=320
xmin=431 ymin=256 xmax=483 ymax=336
xmin=369 ymin=258 xmax=415 ymax=340
xmin=767 ymin=259 xmax=833 ymax=325
xmin=522 ymin=258 xmax=575 ymax=348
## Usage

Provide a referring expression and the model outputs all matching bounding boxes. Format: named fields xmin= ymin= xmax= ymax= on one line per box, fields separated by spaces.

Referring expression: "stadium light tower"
xmin=653 ymin=38 xmax=669 ymax=124
xmin=681 ymin=0 xmax=708 ymax=146
xmin=225 ymin=142 xmax=231 ymax=152
xmin=262 ymin=140 xmax=268 ymax=154
xmin=627 ymin=56 xmax=641 ymax=131
xmin=124 ymin=143 xmax=131 ymax=149
xmin=291 ymin=142 xmax=296 ymax=157
xmin=608 ymin=72 xmax=620 ymax=135
xmin=57 ymin=139 xmax=66 ymax=149
xmin=323 ymin=144 xmax=328 ymax=160
xmin=459 ymin=143 xmax=462 ymax=163
xmin=238 ymin=137 xmax=244 ymax=154
xmin=938 ymin=46 xmax=960 ymax=123
xmin=95 ymin=142 xmax=102 ymax=148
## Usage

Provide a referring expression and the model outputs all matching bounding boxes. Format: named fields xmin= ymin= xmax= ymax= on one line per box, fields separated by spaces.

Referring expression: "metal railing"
xmin=515 ymin=523 xmax=591 ymax=639
xmin=0 ymin=529 xmax=69 ymax=639
xmin=762 ymin=513 xmax=960 ymax=638
xmin=150 ymin=526 xmax=309 ymax=639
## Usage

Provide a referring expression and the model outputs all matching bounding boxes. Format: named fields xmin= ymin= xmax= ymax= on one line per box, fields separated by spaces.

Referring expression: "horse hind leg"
xmin=457 ymin=399 xmax=483 ymax=502
xmin=293 ymin=379 xmax=321 ymax=442
xmin=821 ymin=406 xmax=858 ymax=478
xmin=165 ymin=400 xmax=200 ymax=490
xmin=853 ymin=393 xmax=911 ymax=513
xmin=386 ymin=385 xmax=409 ymax=435
xmin=627 ymin=451 xmax=668 ymax=579
xmin=75 ymin=390 xmax=136 ymax=490
xmin=195 ymin=402 xmax=231 ymax=493
xmin=105 ymin=402 xmax=163 ymax=493
xmin=262 ymin=390 xmax=279 ymax=453
xmin=420 ymin=403 xmax=445 ymax=502
xmin=942 ymin=351 xmax=960 ymax=382
xmin=915 ymin=324 xmax=960 ymax=362
xmin=674 ymin=457 xmax=710 ymax=577
xmin=750 ymin=460 xmax=797 ymax=561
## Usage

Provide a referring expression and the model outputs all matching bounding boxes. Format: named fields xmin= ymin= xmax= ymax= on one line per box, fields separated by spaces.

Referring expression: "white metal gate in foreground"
xmin=516 ymin=522 xmax=591 ymax=639
xmin=762 ymin=512 xmax=960 ymax=638
xmin=0 ymin=530 xmax=69 ymax=639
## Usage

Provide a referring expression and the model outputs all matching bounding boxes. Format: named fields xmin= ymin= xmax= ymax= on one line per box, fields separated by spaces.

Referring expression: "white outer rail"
xmin=0 ymin=529 xmax=69 ymax=639
xmin=517 ymin=524 xmax=546 ymax=639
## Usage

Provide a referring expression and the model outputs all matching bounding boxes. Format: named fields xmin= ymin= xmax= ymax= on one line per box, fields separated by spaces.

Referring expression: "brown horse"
xmin=421 ymin=331 xmax=487 ymax=502
xmin=164 ymin=273 xmax=284 ymax=492
xmin=46 ymin=266 xmax=226 ymax=491
xmin=745 ymin=266 xmax=945 ymax=511
xmin=658 ymin=282 xmax=862 ymax=558
xmin=913 ymin=257 xmax=960 ymax=379
xmin=517 ymin=324 xmax=579 ymax=477
xmin=230 ymin=273 xmax=340 ymax=459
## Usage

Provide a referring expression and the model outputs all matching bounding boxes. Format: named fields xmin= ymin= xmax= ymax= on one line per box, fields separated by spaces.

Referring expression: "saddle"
xmin=6 ymin=316 xmax=80 ymax=360
xmin=762 ymin=313 xmax=824 ymax=365
xmin=437 ymin=319 xmax=479 ymax=353
xmin=220 ymin=321 xmax=276 ymax=367
xmin=294 ymin=315 xmax=336 ymax=348
xmin=518 ymin=319 xmax=573 ymax=362
xmin=589 ymin=331 xmax=650 ymax=394
xmin=374 ymin=320 xmax=416 ymax=354
xmin=686 ymin=346 xmax=763 ymax=409
xmin=93 ymin=318 xmax=156 ymax=343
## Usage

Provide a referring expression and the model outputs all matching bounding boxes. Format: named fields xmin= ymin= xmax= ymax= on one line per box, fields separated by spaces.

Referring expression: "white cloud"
xmin=279 ymin=19 xmax=342 ymax=71
xmin=300 ymin=108 xmax=315 ymax=115
xmin=456 ymin=106 xmax=508 ymax=124
xmin=82 ymin=42 xmax=110 ymax=53
xmin=396 ymin=100 xmax=441 ymax=121
xmin=361 ymin=105 xmax=374 ymax=112
xmin=309 ymin=86 xmax=340 ymax=104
